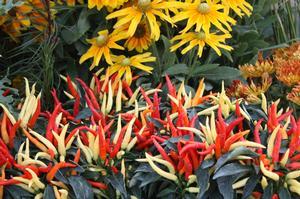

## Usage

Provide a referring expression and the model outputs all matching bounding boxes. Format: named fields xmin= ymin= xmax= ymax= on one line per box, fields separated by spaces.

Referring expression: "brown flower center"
xmin=196 ymin=31 xmax=206 ymax=40
xmin=138 ymin=0 xmax=151 ymax=11
xmin=121 ymin=58 xmax=131 ymax=66
xmin=96 ymin=34 xmax=108 ymax=46
xmin=134 ymin=24 xmax=147 ymax=38
xmin=197 ymin=3 xmax=210 ymax=14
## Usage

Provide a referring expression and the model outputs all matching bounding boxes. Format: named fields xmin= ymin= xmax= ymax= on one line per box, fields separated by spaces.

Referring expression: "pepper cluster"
xmin=0 ymin=74 xmax=299 ymax=198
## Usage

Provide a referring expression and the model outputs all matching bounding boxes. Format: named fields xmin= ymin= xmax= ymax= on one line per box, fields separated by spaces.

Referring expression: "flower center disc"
xmin=134 ymin=24 xmax=147 ymax=38
xmin=196 ymin=31 xmax=206 ymax=40
xmin=138 ymin=0 xmax=151 ymax=11
xmin=96 ymin=34 xmax=108 ymax=46
xmin=198 ymin=3 xmax=210 ymax=14
xmin=121 ymin=58 xmax=131 ymax=66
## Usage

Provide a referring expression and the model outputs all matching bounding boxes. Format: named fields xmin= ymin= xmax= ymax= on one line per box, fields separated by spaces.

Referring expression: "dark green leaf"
xmin=278 ymin=187 xmax=291 ymax=199
xmin=163 ymin=64 xmax=188 ymax=76
xmin=242 ymin=174 xmax=260 ymax=199
xmin=262 ymin=183 xmax=273 ymax=199
xmin=199 ymin=67 xmax=241 ymax=80
xmin=215 ymin=147 xmax=258 ymax=171
xmin=213 ymin=163 xmax=252 ymax=179
xmin=217 ymin=176 xmax=235 ymax=199
xmin=4 ymin=185 xmax=34 ymax=199
xmin=75 ymin=108 xmax=92 ymax=120
xmin=68 ymin=175 xmax=94 ymax=199
xmin=106 ymin=173 xmax=128 ymax=199
xmin=44 ymin=185 xmax=56 ymax=199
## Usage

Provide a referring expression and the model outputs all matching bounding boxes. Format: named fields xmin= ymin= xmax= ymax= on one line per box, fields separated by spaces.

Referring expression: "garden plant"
xmin=0 ymin=0 xmax=300 ymax=198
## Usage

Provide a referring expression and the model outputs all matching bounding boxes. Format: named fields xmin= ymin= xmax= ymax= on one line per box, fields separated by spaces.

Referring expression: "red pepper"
xmin=225 ymin=117 xmax=244 ymax=137
xmin=215 ymin=136 xmax=222 ymax=159
xmin=9 ymin=120 xmax=21 ymax=149
xmin=272 ymin=129 xmax=282 ymax=163
xmin=2 ymin=89 xmax=10 ymax=97
xmin=167 ymin=113 xmax=177 ymax=137
xmin=286 ymin=162 xmax=300 ymax=170
xmin=73 ymin=94 xmax=80 ymax=117
xmin=93 ymin=74 xmax=101 ymax=95
xmin=183 ymin=154 xmax=193 ymax=180
xmin=140 ymin=87 xmax=153 ymax=106
xmin=152 ymin=92 xmax=160 ymax=119
xmin=66 ymin=75 xmax=78 ymax=97
xmin=217 ymin=107 xmax=226 ymax=147
xmin=136 ymin=138 xmax=153 ymax=150
xmin=189 ymin=150 xmax=199 ymax=170
xmin=267 ymin=104 xmax=279 ymax=132
xmin=46 ymin=103 xmax=62 ymax=142
xmin=110 ymin=125 xmax=128 ymax=158
xmin=197 ymin=144 xmax=215 ymax=155
xmin=28 ymin=99 xmax=41 ymax=129
xmin=98 ymin=124 xmax=106 ymax=161
xmin=272 ymin=194 xmax=279 ymax=199
xmin=254 ymin=119 xmax=264 ymax=154
xmin=87 ymin=180 xmax=107 ymax=190
xmin=153 ymin=139 xmax=174 ymax=167
xmin=165 ymin=75 xmax=177 ymax=111
xmin=46 ymin=162 xmax=76 ymax=181
xmin=0 ymin=179 xmax=19 ymax=186
xmin=80 ymin=132 xmax=89 ymax=146
xmin=76 ymin=78 xmax=100 ymax=110
xmin=277 ymin=110 xmax=293 ymax=123
xmin=179 ymin=143 xmax=206 ymax=156
xmin=223 ymin=130 xmax=249 ymax=152
xmin=122 ymin=81 xmax=133 ymax=97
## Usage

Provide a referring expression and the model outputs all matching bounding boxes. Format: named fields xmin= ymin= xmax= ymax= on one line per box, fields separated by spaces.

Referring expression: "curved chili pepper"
xmin=98 ymin=124 xmax=106 ymax=161
xmin=46 ymin=162 xmax=76 ymax=182
xmin=27 ymin=99 xmax=41 ymax=129
xmin=9 ymin=120 xmax=21 ymax=149
xmin=66 ymin=75 xmax=78 ymax=97
xmin=46 ymin=103 xmax=61 ymax=142
xmin=122 ymin=81 xmax=133 ymax=97
xmin=87 ymin=180 xmax=108 ymax=190
xmin=179 ymin=143 xmax=206 ymax=156
xmin=153 ymin=139 xmax=174 ymax=167
xmin=272 ymin=130 xmax=282 ymax=163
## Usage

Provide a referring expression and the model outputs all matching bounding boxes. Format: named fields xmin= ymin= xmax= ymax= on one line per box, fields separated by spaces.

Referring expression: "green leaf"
xmin=215 ymin=147 xmax=258 ymax=171
xmin=75 ymin=108 xmax=92 ymax=120
xmin=196 ymin=159 xmax=215 ymax=198
xmin=278 ymin=187 xmax=291 ymax=199
xmin=199 ymin=66 xmax=241 ymax=80
xmin=4 ymin=185 xmax=34 ymax=199
xmin=262 ymin=184 xmax=273 ymax=199
xmin=106 ymin=173 xmax=128 ymax=199
xmin=242 ymin=174 xmax=260 ymax=199
xmin=213 ymin=163 xmax=252 ymax=179
xmin=68 ymin=176 xmax=94 ymax=199
xmin=191 ymin=64 xmax=219 ymax=77
xmin=43 ymin=185 xmax=56 ymax=199
xmin=217 ymin=176 xmax=236 ymax=199
xmin=163 ymin=64 xmax=188 ymax=76
xmin=61 ymin=8 xmax=92 ymax=44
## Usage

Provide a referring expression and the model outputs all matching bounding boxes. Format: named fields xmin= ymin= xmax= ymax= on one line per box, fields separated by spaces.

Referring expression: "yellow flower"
xmin=124 ymin=21 xmax=152 ymax=53
xmin=79 ymin=30 xmax=127 ymax=69
xmin=106 ymin=0 xmax=174 ymax=41
xmin=172 ymin=0 xmax=236 ymax=33
xmin=239 ymin=59 xmax=275 ymax=79
xmin=88 ymin=0 xmax=128 ymax=10
xmin=107 ymin=53 xmax=156 ymax=85
xmin=287 ymin=83 xmax=300 ymax=106
xmin=170 ymin=31 xmax=232 ymax=57
xmin=219 ymin=0 xmax=253 ymax=17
